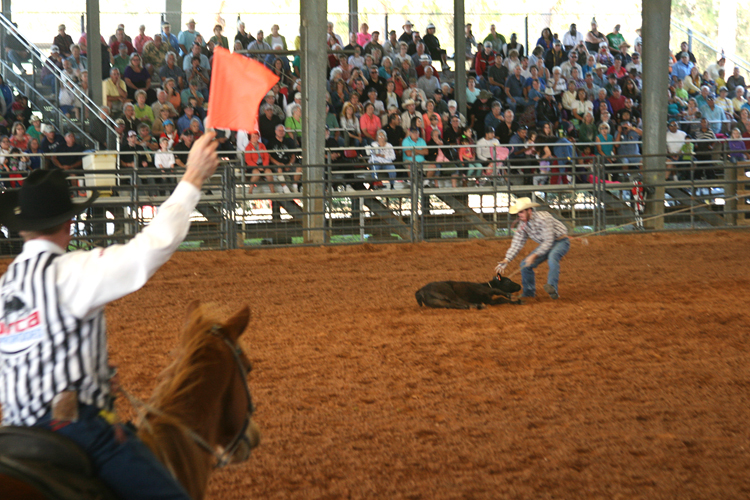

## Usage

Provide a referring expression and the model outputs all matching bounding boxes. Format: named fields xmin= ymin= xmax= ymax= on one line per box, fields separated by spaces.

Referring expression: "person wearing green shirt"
xmin=483 ymin=24 xmax=506 ymax=53
xmin=113 ymin=44 xmax=130 ymax=75
xmin=133 ymin=90 xmax=155 ymax=125
xmin=606 ymin=25 xmax=625 ymax=55
xmin=209 ymin=25 xmax=229 ymax=50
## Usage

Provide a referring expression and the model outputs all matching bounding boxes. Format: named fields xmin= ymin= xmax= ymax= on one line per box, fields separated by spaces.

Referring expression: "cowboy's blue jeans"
xmin=35 ymin=404 xmax=191 ymax=500
xmin=520 ymin=237 xmax=570 ymax=296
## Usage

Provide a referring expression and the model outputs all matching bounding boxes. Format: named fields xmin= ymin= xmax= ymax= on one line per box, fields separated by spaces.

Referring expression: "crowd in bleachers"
xmin=2 ymin=15 xmax=750 ymax=192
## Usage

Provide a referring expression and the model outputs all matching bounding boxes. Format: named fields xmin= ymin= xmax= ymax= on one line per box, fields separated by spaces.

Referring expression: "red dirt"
xmin=6 ymin=231 xmax=750 ymax=499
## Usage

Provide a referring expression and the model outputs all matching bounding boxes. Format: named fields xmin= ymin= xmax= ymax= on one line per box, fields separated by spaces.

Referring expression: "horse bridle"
xmin=121 ymin=325 xmax=256 ymax=469
xmin=208 ymin=324 xmax=256 ymax=469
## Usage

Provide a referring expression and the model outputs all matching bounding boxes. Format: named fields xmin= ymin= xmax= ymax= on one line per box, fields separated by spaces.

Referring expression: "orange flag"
xmin=207 ymin=47 xmax=280 ymax=132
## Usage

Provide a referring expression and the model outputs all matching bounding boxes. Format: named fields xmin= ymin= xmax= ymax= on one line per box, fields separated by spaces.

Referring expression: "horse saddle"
xmin=0 ymin=426 xmax=117 ymax=500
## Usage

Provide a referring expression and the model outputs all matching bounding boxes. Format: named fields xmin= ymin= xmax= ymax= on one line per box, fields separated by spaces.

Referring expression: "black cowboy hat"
xmin=0 ymin=169 xmax=98 ymax=231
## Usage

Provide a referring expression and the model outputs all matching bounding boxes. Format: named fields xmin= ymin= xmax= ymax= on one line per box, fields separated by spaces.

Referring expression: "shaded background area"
xmin=6 ymin=231 xmax=749 ymax=498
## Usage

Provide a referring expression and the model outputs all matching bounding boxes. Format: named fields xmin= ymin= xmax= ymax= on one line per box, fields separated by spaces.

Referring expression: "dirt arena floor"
xmin=5 ymin=230 xmax=750 ymax=499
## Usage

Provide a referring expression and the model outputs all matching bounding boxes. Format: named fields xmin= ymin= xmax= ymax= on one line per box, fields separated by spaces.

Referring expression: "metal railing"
xmin=0 ymin=141 xmax=747 ymax=254
xmin=0 ymin=14 xmax=119 ymax=150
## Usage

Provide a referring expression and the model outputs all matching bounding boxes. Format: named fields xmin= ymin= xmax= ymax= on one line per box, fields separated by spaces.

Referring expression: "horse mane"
xmin=137 ymin=304 xmax=232 ymax=500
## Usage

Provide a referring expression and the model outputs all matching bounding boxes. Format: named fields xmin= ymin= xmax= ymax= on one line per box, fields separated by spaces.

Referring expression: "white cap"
xmin=448 ymin=100 xmax=457 ymax=108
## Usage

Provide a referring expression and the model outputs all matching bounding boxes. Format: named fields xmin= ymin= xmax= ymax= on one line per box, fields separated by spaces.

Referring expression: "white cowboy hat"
xmin=509 ymin=197 xmax=540 ymax=214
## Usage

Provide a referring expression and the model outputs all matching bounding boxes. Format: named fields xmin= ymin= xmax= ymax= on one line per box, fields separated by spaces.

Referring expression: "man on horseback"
xmin=0 ymin=131 xmax=220 ymax=499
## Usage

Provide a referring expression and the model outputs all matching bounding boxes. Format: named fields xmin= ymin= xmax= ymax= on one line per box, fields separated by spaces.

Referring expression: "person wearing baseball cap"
xmin=0 ymin=129 xmax=221 ymax=500
xmin=422 ymin=21 xmax=448 ymax=68
xmin=495 ymin=197 xmax=570 ymax=300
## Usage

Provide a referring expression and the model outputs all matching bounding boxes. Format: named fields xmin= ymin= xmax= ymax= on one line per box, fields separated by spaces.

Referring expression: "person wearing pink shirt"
xmin=134 ymin=24 xmax=153 ymax=54
xmin=357 ymin=23 xmax=372 ymax=48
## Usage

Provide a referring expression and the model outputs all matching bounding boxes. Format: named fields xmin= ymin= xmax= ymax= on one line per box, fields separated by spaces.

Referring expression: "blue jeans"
xmin=506 ymin=96 xmax=529 ymax=112
xmin=520 ymin=237 xmax=570 ymax=296
xmin=372 ymin=163 xmax=397 ymax=184
xmin=35 ymin=404 xmax=191 ymax=500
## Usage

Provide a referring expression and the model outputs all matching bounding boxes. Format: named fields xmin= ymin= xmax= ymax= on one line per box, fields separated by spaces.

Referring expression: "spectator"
xmin=504 ymin=49 xmax=521 ymax=73
xmin=5 ymin=22 xmax=31 ymax=74
xmin=503 ymin=33 xmax=524 ymax=58
xmin=732 ymin=86 xmax=748 ymax=116
xmin=58 ymin=132 xmax=84 ymax=171
xmin=134 ymin=25 xmax=153 ymax=54
xmin=423 ymin=23 xmax=447 ymax=68
xmin=560 ymin=51 xmax=582 ymax=80
xmin=366 ymin=129 xmax=397 ymax=189
xmin=39 ymin=124 xmax=65 ymax=169
xmin=615 ymin=117 xmax=642 ymax=170
xmin=54 ymin=24 xmax=75 ymax=57
xmin=476 ymin=126 xmax=502 ymax=179
xmin=123 ymin=52 xmax=155 ymax=103
xmin=608 ymin=85 xmax=626 ymax=114
xmin=475 ymin=42 xmax=497 ymax=82
xmin=67 ymin=43 xmax=87 ymax=71
xmin=536 ymin=28 xmax=554 ymax=53
xmin=469 ymin=90 xmax=493 ymax=137
xmin=102 ymin=67 xmax=128 ymax=112
xmin=484 ymin=24 xmax=507 ymax=53
xmin=178 ymin=18 xmax=201 ymax=56
xmin=159 ymin=52 xmax=185 ymax=88
xmin=505 ymin=65 xmax=528 ymax=112
xmin=675 ymin=41 xmax=696 ymax=64
xmin=182 ymin=43 xmax=210 ymax=72
xmin=143 ymin=35 xmax=169 ymax=74
xmin=161 ymin=22 xmax=179 ymax=54
xmin=672 ymin=52 xmax=694 ymax=81
xmin=151 ymin=106 xmax=171 ymax=136
xmin=495 ymin=109 xmax=517 ymax=144
xmin=544 ymin=40 xmax=567 ymax=72
xmin=606 ymin=25 xmax=626 ymax=55
xmin=40 ymin=45 xmax=64 ymax=87
xmin=25 ymin=115 xmax=42 ymax=141
xmin=399 ymin=20 xmax=415 ymax=44
xmin=585 ymin=19 xmax=607 ymax=53
xmin=244 ymin=131 xmax=273 ymax=194
xmin=133 ymin=89 xmax=155 ymax=126
xmin=700 ymin=94 xmax=725 ymax=135
xmin=466 ymin=77 xmax=480 ymax=104
xmin=595 ymin=122 xmax=615 ymax=161
xmin=548 ymin=66 xmax=567 ymax=97
xmin=693 ymin=117 xmax=717 ymax=179
xmin=154 ymin=135 xmax=176 ymax=181
xmin=578 ymin=112 xmax=597 ymax=143
xmin=726 ymin=67 xmax=747 ymax=94
xmin=715 ymin=86 xmax=733 ymax=118
xmin=109 ymin=27 xmax=135 ymax=57
xmin=683 ymin=66 xmax=702 ymax=96
xmin=170 ymin=129 xmax=192 ymax=168
xmin=626 ymin=52 xmax=641 ymax=74
xmin=209 ymin=24 xmax=229 ymax=50
xmin=265 ymin=24 xmax=289 ymax=50
xmin=186 ymin=57 xmax=210 ymax=97
xmin=417 ymin=66 xmax=440 ymax=100
xmin=327 ymin=22 xmax=344 ymax=49
xmin=562 ymin=23 xmax=584 ymax=51
xmin=356 ymin=23 xmax=371 ymax=48
xmin=402 ymin=126 xmax=428 ymax=181
xmin=9 ymin=121 xmax=30 ymax=150
xmin=267 ymin=123 xmax=300 ymax=192
xmin=537 ymin=87 xmax=562 ymax=129
xmin=113 ymin=43 xmax=131 ymax=74
xmin=666 ymin=119 xmax=688 ymax=179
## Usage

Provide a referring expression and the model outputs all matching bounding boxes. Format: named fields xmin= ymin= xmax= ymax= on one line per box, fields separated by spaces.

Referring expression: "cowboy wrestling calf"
xmin=415 ymin=276 xmax=522 ymax=310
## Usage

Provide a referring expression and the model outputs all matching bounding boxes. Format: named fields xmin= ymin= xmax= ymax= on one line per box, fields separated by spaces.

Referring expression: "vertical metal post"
xmin=348 ymin=0 xmax=358 ymax=39
xmin=642 ymin=0 xmax=671 ymax=229
xmin=165 ymin=0 xmax=181 ymax=36
xmin=85 ymin=1 xmax=104 ymax=146
xmin=301 ymin=0 xmax=327 ymax=244
xmin=525 ymin=16 xmax=529 ymax=58
xmin=384 ymin=14 xmax=388 ymax=37
xmin=80 ymin=14 xmax=84 ymax=35
xmin=1 ymin=0 xmax=11 ymax=22
xmin=687 ymin=28 xmax=692 ymax=53
xmin=454 ymin=0 xmax=467 ymax=118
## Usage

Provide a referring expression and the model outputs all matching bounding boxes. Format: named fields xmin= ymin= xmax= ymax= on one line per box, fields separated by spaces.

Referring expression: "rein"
xmin=120 ymin=324 xmax=254 ymax=469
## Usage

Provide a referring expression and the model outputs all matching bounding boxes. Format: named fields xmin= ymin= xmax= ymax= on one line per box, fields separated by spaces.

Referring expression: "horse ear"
xmin=224 ymin=306 xmax=251 ymax=341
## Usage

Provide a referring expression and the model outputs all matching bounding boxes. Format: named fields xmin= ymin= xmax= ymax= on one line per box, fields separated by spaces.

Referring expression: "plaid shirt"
xmin=505 ymin=211 xmax=568 ymax=262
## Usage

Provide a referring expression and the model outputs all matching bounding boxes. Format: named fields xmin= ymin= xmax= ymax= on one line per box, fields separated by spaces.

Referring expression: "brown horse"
xmin=0 ymin=301 xmax=260 ymax=500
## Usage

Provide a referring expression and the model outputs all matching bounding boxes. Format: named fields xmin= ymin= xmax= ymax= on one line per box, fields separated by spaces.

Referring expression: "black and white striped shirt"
xmin=1 ymin=181 xmax=201 ymax=426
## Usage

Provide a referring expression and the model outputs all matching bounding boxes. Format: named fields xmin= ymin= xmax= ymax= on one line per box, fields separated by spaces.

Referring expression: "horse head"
xmin=181 ymin=300 xmax=261 ymax=466
xmin=141 ymin=301 xmax=261 ymax=499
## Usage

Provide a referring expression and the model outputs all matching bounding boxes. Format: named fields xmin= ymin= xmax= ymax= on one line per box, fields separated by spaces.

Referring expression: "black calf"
xmin=415 ymin=276 xmax=522 ymax=310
